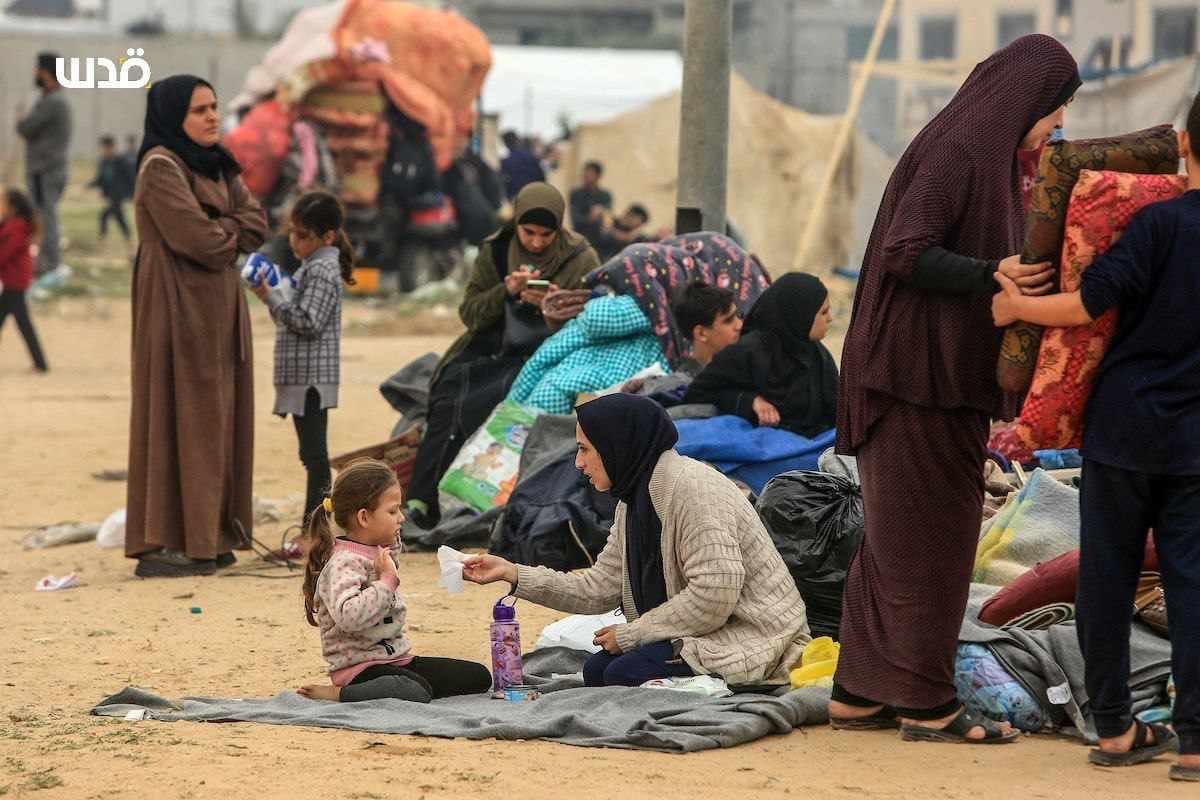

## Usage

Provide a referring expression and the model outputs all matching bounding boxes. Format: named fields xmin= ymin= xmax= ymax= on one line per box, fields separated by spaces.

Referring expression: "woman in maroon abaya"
xmin=831 ymin=34 xmax=1080 ymax=742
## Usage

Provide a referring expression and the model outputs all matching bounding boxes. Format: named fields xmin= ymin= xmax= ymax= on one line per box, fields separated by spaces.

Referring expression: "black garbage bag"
xmin=756 ymin=471 xmax=864 ymax=640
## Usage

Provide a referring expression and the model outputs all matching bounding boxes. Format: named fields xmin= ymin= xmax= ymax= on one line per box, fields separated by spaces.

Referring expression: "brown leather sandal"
xmin=1088 ymin=721 xmax=1177 ymax=767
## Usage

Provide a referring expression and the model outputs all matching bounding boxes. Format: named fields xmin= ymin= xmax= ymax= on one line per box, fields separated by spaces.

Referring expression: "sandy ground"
xmin=0 ymin=296 xmax=1192 ymax=800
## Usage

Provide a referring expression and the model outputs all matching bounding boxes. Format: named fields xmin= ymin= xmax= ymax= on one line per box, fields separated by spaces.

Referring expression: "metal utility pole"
xmin=675 ymin=0 xmax=731 ymax=235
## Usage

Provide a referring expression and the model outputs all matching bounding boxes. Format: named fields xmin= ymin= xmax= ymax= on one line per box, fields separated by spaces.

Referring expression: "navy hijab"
xmin=137 ymin=75 xmax=241 ymax=182
xmin=576 ymin=394 xmax=678 ymax=615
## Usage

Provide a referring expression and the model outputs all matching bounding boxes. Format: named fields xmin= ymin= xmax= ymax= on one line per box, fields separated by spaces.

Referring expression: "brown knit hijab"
xmin=506 ymin=182 xmax=587 ymax=276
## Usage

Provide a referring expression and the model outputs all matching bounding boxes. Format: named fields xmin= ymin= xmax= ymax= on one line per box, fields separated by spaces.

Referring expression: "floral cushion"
xmin=990 ymin=170 xmax=1186 ymax=463
xmin=996 ymin=125 xmax=1178 ymax=393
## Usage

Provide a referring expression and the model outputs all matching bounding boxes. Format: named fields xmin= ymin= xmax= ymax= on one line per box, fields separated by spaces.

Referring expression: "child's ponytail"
xmin=290 ymin=190 xmax=355 ymax=285
xmin=335 ymin=229 xmax=356 ymax=285
xmin=302 ymin=501 xmax=336 ymax=627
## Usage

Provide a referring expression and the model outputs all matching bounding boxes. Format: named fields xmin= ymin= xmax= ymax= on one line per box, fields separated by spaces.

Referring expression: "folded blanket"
xmin=962 ymin=587 xmax=1172 ymax=741
xmin=979 ymin=538 xmax=1159 ymax=627
xmin=974 ymin=469 xmax=1079 ymax=587
xmin=674 ymin=416 xmax=836 ymax=494
xmin=1002 ymin=603 xmax=1075 ymax=632
xmin=508 ymin=295 xmax=665 ymax=414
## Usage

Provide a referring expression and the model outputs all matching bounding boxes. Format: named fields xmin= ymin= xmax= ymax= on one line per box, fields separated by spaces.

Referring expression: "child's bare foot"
xmin=298 ymin=684 xmax=341 ymax=701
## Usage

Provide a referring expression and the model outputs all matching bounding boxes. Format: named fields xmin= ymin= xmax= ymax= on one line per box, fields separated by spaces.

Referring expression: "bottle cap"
xmin=493 ymin=595 xmax=517 ymax=621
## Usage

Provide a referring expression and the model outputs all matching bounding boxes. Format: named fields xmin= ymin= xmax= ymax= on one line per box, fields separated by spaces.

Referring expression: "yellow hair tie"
xmin=322 ymin=497 xmax=333 ymax=513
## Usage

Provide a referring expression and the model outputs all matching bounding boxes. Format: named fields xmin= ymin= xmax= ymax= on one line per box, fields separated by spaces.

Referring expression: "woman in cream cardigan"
xmin=463 ymin=393 xmax=810 ymax=687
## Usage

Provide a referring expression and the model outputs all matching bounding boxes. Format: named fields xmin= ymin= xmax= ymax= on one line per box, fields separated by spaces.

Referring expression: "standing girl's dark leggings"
xmin=293 ymin=387 xmax=330 ymax=526
xmin=0 ymin=289 xmax=48 ymax=371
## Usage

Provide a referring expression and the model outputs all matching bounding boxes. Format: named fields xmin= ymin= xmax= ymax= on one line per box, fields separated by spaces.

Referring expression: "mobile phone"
xmin=526 ymin=279 xmax=550 ymax=289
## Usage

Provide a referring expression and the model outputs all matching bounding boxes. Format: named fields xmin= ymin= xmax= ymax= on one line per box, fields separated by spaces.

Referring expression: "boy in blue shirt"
xmin=992 ymin=93 xmax=1200 ymax=782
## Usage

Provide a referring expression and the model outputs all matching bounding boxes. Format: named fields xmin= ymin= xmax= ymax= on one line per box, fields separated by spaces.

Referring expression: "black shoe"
xmin=215 ymin=552 xmax=237 ymax=569
xmin=134 ymin=549 xmax=217 ymax=578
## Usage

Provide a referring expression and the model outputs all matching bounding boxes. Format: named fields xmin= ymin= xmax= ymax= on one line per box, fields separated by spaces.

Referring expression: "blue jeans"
xmin=583 ymin=640 xmax=694 ymax=687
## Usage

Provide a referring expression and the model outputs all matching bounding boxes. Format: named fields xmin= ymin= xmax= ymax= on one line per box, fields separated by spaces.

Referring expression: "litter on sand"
xmin=22 ymin=522 xmax=101 ymax=550
xmin=35 ymin=574 xmax=82 ymax=592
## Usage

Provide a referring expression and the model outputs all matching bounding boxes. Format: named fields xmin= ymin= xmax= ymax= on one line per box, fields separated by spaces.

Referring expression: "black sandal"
xmin=1088 ymin=721 xmax=1177 ymax=767
xmin=831 ymin=706 xmax=900 ymax=731
xmin=1170 ymin=764 xmax=1200 ymax=782
xmin=900 ymin=707 xmax=1020 ymax=744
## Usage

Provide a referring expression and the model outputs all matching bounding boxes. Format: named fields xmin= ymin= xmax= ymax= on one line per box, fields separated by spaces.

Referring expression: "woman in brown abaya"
xmin=126 ymin=75 xmax=267 ymax=577
xmin=831 ymin=35 xmax=1080 ymax=741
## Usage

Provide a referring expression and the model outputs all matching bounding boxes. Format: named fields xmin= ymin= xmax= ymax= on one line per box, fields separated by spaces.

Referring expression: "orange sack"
xmin=331 ymin=0 xmax=491 ymax=171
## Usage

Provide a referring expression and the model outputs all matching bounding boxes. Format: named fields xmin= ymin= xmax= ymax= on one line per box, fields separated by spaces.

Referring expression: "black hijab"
xmin=687 ymin=273 xmax=839 ymax=437
xmin=137 ymin=75 xmax=241 ymax=182
xmin=576 ymin=394 xmax=678 ymax=615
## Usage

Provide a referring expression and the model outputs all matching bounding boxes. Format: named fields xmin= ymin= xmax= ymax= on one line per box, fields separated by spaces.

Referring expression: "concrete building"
xmin=887 ymin=0 xmax=1199 ymax=143
xmin=449 ymin=0 xmax=750 ymax=48
xmin=733 ymin=0 xmax=899 ymax=149
xmin=455 ymin=0 xmax=902 ymax=145
xmin=898 ymin=0 xmax=1197 ymax=71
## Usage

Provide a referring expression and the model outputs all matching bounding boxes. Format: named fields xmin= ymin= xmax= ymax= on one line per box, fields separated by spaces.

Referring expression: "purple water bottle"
xmin=490 ymin=595 xmax=524 ymax=697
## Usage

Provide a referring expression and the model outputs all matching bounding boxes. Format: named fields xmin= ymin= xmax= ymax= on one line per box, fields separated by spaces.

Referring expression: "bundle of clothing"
xmin=295 ymin=81 xmax=390 ymax=208
xmin=584 ymin=232 xmax=769 ymax=366
xmin=973 ymin=468 xmax=1081 ymax=587
xmin=507 ymin=294 xmax=665 ymax=414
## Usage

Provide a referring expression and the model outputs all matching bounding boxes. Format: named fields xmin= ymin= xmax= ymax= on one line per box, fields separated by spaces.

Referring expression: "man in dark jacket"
xmin=568 ymin=160 xmax=612 ymax=245
xmin=16 ymin=51 xmax=72 ymax=275
xmin=500 ymin=131 xmax=545 ymax=200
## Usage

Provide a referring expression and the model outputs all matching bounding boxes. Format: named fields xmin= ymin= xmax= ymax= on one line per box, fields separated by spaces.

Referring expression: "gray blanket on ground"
xmin=90 ymin=647 xmax=829 ymax=753
xmin=961 ymin=584 xmax=1171 ymax=741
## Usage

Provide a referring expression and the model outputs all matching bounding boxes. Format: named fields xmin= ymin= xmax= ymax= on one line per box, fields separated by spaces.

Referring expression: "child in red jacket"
xmin=0 ymin=188 xmax=47 ymax=372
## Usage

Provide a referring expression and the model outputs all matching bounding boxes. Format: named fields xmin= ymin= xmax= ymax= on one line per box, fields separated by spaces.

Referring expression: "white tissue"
xmin=436 ymin=545 xmax=468 ymax=594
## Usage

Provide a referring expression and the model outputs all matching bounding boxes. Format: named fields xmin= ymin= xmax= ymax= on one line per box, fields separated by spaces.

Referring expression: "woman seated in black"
xmin=683 ymin=273 xmax=837 ymax=437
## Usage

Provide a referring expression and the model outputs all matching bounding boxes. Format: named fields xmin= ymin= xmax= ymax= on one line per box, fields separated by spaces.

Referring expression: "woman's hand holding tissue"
xmin=462 ymin=554 xmax=518 ymax=586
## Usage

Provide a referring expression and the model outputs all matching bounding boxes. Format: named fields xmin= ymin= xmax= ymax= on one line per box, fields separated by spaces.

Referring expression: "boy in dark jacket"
xmin=90 ymin=135 xmax=134 ymax=241
xmin=991 ymin=93 xmax=1200 ymax=782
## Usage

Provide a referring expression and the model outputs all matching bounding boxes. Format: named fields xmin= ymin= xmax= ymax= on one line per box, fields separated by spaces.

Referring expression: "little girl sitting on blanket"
xmin=297 ymin=459 xmax=491 ymax=703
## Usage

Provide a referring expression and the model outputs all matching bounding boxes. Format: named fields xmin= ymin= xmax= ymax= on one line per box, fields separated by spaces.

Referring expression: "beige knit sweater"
xmin=514 ymin=450 xmax=810 ymax=685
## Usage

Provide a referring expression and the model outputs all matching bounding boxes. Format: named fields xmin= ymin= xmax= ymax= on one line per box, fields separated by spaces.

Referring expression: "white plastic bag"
xmin=535 ymin=610 xmax=625 ymax=654
xmin=96 ymin=508 xmax=126 ymax=549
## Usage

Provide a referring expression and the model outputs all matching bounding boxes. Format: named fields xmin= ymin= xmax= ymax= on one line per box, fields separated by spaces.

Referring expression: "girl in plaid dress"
xmin=252 ymin=191 xmax=354 ymax=525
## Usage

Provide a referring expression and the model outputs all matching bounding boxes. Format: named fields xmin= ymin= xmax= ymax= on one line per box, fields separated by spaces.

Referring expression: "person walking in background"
xmin=16 ymin=52 xmax=71 ymax=277
xmin=499 ymin=131 xmax=545 ymax=200
xmin=0 ymin=188 xmax=48 ymax=372
xmin=89 ymin=135 xmax=134 ymax=243
xmin=123 ymin=133 xmax=139 ymax=174
xmin=568 ymin=160 xmax=612 ymax=245
xmin=125 ymin=75 xmax=267 ymax=578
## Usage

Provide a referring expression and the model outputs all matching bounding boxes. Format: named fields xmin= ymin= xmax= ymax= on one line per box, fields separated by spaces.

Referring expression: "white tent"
xmin=482 ymin=45 xmax=682 ymax=137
